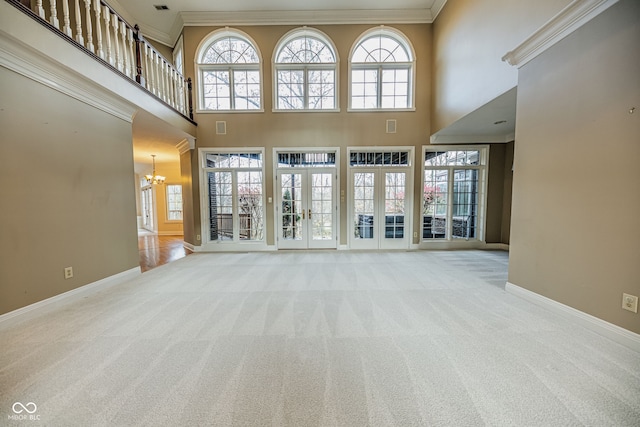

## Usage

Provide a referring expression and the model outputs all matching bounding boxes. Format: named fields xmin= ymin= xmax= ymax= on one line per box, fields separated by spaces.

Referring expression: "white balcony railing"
xmin=8 ymin=0 xmax=193 ymax=120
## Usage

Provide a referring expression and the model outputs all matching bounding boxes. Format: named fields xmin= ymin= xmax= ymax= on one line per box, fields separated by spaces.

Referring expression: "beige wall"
xmin=431 ymin=0 xmax=571 ymax=133
xmin=0 ymin=68 xmax=140 ymax=316
xmin=509 ymin=0 xmax=640 ymax=333
xmin=183 ymin=24 xmax=433 ymax=246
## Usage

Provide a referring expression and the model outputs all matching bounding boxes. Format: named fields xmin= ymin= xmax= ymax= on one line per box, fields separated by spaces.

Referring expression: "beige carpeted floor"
xmin=1 ymin=250 xmax=639 ymax=426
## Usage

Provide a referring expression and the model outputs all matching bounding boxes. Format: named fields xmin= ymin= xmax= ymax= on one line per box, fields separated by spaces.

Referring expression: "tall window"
xmin=166 ymin=184 xmax=183 ymax=221
xmin=274 ymin=29 xmax=338 ymax=110
xmin=350 ymin=27 xmax=415 ymax=110
xmin=196 ymin=30 xmax=262 ymax=111
xmin=422 ymin=148 xmax=488 ymax=241
xmin=203 ymin=151 xmax=264 ymax=242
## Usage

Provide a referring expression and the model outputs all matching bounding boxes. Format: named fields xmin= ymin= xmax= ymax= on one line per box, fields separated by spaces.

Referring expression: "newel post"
xmin=133 ymin=24 xmax=145 ymax=86
xmin=187 ymin=77 xmax=194 ymax=120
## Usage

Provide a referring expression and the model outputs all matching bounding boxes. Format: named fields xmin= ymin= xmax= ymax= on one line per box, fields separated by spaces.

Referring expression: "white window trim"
xmin=198 ymin=148 xmax=268 ymax=251
xmin=272 ymin=27 xmax=341 ymax=113
xmin=195 ymin=28 xmax=265 ymax=113
xmin=347 ymin=26 xmax=416 ymax=112
xmin=420 ymin=145 xmax=490 ymax=247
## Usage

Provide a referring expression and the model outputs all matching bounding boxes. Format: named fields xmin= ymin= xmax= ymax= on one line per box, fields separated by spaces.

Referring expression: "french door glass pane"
xmin=452 ymin=169 xmax=478 ymax=239
xmin=208 ymin=171 xmax=233 ymax=241
xmin=237 ymin=171 xmax=264 ymax=241
xmin=281 ymin=173 xmax=303 ymax=240
xmin=423 ymin=169 xmax=448 ymax=239
xmin=353 ymin=172 xmax=375 ymax=239
xmin=385 ymin=172 xmax=405 ymax=239
xmin=311 ymin=173 xmax=333 ymax=240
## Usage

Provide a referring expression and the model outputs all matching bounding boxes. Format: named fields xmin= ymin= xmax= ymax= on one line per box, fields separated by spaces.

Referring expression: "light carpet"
xmin=1 ymin=250 xmax=639 ymax=426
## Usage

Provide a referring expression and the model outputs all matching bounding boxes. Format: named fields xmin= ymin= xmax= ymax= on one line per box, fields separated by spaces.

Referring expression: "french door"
xmin=350 ymin=168 xmax=411 ymax=249
xmin=277 ymin=169 xmax=337 ymax=249
xmin=141 ymin=186 xmax=155 ymax=232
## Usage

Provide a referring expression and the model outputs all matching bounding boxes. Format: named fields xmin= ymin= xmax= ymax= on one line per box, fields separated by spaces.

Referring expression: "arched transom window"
xmin=274 ymin=29 xmax=338 ymax=110
xmin=350 ymin=28 xmax=415 ymax=110
xmin=196 ymin=30 xmax=262 ymax=111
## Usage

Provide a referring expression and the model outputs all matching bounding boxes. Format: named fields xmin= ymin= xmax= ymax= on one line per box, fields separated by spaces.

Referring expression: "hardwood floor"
xmin=138 ymin=234 xmax=191 ymax=272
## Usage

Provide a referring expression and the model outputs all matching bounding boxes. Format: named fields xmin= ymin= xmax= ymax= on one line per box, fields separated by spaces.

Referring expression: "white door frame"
xmin=347 ymin=146 xmax=414 ymax=250
xmin=273 ymin=147 xmax=340 ymax=250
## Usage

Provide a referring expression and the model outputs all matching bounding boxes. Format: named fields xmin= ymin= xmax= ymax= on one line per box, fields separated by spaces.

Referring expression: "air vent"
xmin=386 ymin=119 xmax=397 ymax=134
xmin=216 ymin=121 xmax=227 ymax=135
xmin=154 ymin=5 xmax=169 ymax=11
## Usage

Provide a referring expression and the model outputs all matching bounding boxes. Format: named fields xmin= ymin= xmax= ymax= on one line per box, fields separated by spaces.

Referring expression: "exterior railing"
xmin=7 ymin=0 xmax=194 ymax=121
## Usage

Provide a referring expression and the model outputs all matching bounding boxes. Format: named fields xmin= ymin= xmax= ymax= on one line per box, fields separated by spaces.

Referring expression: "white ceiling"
xmin=108 ymin=0 xmax=446 ymax=46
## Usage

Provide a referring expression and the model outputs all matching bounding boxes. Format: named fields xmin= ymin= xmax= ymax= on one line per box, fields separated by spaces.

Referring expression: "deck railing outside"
xmin=8 ymin=0 xmax=194 ymax=120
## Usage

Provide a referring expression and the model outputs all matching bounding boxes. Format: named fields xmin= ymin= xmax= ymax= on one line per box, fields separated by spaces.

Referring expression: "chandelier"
xmin=145 ymin=155 xmax=165 ymax=185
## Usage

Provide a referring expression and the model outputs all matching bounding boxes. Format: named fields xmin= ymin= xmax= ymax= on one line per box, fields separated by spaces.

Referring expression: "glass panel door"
xmin=141 ymin=187 xmax=155 ymax=232
xmin=350 ymin=168 xmax=411 ymax=249
xmin=279 ymin=171 xmax=304 ymax=248
xmin=277 ymin=169 xmax=336 ymax=249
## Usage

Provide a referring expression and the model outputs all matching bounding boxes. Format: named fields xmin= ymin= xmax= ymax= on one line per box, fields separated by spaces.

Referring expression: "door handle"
xmin=301 ymin=210 xmax=305 ymax=220
xmin=308 ymin=209 xmax=312 ymax=219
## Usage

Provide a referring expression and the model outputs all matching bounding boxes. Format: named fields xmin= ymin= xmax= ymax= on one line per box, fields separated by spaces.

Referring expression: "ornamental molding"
xmin=502 ymin=0 xmax=619 ymax=68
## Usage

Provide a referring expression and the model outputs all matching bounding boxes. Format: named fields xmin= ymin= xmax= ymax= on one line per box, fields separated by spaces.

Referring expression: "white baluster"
xmin=49 ymin=0 xmax=60 ymax=28
xmin=143 ymin=43 xmax=152 ymax=91
xmin=61 ymin=0 xmax=72 ymax=36
xmin=93 ymin=0 xmax=104 ymax=59
xmin=171 ymin=70 xmax=178 ymax=108
xmin=120 ymin=21 xmax=129 ymax=76
xmin=111 ymin=16 xmax=121 ymax=71
xmin=127 ymin=27 xmax=136 ymax=79
xmin=103 ymin=6 xmax=113 ymax=65
xmin=82 ymin=0 xmax=94 ymax=52
xmin=36 ymin=0 xmax=45 ymax=19
xmin=74 ymin=0 xmax=84 ymax=45
xmin=151 ymin=52 xmax=159 ymax=95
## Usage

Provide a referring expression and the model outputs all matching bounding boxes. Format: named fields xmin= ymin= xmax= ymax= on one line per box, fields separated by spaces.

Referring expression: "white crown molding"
xmin=176 ymin=137 xmax=196 ymax=154
xmin=0 ymin=33 xmax=136 ymax=123
xmin=502 ymin=0 xmax=619 ymax=68
xmin=430 ymin=0 xmax=448 ymax=20
xmin=180 ymin=9 xmax=435 ymax=27
xmin=430 ymin=132 xmax=515 ymax=144
xmin=506 ymin=282 xmax=640 ymax=352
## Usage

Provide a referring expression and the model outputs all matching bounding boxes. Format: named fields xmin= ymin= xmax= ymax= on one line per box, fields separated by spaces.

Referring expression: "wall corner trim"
xmin=505 ymin=282 xmax=640 ymax=353
xmin=0 ymin=267 xmax=141 ymax=326
xmin=176 ymin=137 xmax=196 ymax=154
xmin=502 ymin=0 xmax=619 ymax=68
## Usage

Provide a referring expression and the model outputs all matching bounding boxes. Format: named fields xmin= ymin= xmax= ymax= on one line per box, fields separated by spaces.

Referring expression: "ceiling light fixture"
xmin=145 ymin=155 xmax=165 ymax=185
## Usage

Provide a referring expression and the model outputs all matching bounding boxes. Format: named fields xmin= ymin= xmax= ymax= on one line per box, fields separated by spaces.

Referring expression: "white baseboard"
xmin=506 ymin=282 xmax=640 ymax=353
xmin=0 ymin=267 xmax=141 ymax=325
xmin=484 ymin=243 xmax=509 ymax=251
xmin=183 ymin=241 xmax=198 ymax=252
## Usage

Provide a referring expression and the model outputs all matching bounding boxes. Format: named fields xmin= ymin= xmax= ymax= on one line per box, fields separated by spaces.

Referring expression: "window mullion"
xmin=232 ymin=171 xmax=240 ymax=241
xmin=304 ymin=67 xmax=309 ymax=109
xmin=229 ymin=67 xmax=235 ymax=110
xmin=377 ymin=66 xmax=383 ymax=108
xmin=446 ymin=168 xmax=454 ymax=240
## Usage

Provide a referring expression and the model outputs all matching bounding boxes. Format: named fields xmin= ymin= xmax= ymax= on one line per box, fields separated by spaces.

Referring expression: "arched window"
xmin=274 ymin=28 xmax=338 ymax=110
xmin=350 ymin=28 xmax=415 ymax=110
xmin=196 ymin=29 xmax=262 ymax=111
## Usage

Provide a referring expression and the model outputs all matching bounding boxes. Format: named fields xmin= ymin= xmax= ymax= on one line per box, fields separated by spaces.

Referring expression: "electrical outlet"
xmin=64 ymin=267 xmax=73 ymax=279
xmin=196 ymin=234 xmax=201 ymax=241
xmin=413 ymin=231 xmax=418 ymax=238
xmin=622 ymin=293 xmax=638 ymax=313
